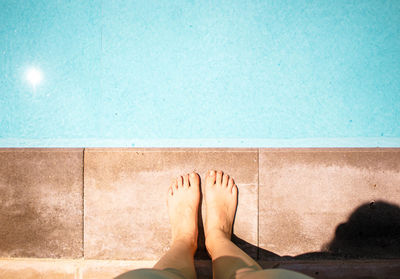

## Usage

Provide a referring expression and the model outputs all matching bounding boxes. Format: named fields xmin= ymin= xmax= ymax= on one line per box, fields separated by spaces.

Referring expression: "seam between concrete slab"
xmin=82 ymin=148 xmax=85 ymax=260
xmin=257 ymin=148 xmax=260 ymax=260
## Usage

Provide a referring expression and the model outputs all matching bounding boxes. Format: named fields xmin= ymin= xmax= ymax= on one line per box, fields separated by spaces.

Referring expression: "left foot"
xmin=167 ymin=172 xmax=200 ymax=252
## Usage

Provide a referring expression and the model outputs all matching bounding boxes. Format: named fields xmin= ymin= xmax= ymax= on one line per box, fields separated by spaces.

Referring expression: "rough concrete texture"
xmin=259 ymin=149 xmax=400 ymax=259
xmin=0 ymin=259 xmax=156 ymax=279
xmin=84 ymin=148 xmax=258 ymax=260
xmin=0 ymin=259 xmax=77 ymax=279
xmin=0 ymin=149 xmax=83 ymax=258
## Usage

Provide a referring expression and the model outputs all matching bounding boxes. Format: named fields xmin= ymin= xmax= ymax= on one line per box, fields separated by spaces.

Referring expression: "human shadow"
xmin=320 ymin=200 xmax=400 ymax=259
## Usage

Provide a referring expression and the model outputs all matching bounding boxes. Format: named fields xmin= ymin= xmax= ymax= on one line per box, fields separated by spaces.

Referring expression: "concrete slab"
xmin=259 ymin=149 xmax=400 ymax=259
xmin=84 ymin=148 xmax=258 ymax=260
xmin=0 ymin=149 xmax=83 ymax=258
xmin=0 ymin=259 xmax=77 ymax=279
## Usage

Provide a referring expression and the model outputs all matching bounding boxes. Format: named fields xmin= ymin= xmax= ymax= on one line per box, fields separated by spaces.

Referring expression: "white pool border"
xmin=0 ymin=138 xmax=399 ymax=148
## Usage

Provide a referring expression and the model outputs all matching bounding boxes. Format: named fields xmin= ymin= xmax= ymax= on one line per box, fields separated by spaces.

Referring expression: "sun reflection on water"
xmin=25 ymin=67 xmax=43 ymax=92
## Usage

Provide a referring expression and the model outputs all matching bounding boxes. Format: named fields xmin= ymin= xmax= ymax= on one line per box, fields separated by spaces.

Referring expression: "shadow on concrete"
xmin=321 ymin=200 xmax=400 ymax=259
xmin=195 ymin=200 xmax=400 ymax=261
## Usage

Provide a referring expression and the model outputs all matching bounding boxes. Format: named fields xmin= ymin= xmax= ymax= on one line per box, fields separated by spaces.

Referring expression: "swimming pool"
xmin=1 ymin=0 xmax=399 ymax=147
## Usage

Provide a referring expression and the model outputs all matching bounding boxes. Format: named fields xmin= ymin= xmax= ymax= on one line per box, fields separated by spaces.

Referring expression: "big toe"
xmin=189 ymin=172 xmax=199 ymax=188
xmin=206 ymin=170 xmax=216 ymax=186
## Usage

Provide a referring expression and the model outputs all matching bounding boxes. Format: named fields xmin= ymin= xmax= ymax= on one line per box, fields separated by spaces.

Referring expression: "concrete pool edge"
xmin=0 ymin=137 xmax=399 ymax=148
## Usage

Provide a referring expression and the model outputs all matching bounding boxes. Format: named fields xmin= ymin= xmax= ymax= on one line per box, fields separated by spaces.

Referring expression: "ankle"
xmin=206 ymin=227 xmax=231 ymax=241
xmin=172 ymin=236 xmax=198 ymax=254
xmin=205 ymin=229 xmax=231 ymax=255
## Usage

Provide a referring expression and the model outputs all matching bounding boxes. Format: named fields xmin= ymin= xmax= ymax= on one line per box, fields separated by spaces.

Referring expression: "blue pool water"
xmin=1 ymin=0 xmax=399 ymax=147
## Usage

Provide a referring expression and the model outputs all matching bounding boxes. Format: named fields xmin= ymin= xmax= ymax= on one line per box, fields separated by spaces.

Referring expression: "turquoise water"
xmin=1 ymin=0 xmax=399 ymax=147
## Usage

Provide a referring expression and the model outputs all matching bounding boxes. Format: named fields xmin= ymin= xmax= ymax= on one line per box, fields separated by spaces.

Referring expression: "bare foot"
xmin=167 ymin=172 xmax=200 ymax=252
xmin=203 ymin=170 xmax=238 ymax=248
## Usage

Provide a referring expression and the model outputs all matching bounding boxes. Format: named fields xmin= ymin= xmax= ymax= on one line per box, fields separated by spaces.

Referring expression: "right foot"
xmin=203 ymin=170 xmax=238 ymax=247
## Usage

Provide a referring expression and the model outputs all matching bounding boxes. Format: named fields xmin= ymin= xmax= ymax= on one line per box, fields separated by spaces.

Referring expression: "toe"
xmin=232 ymin=183 xmax=238 ymax=196
xmin=206 ymin=170 xmax=216 ymax=186
xmin=170 ymin=178 xmax=178 ymax=193
xmin=216 ymin=171 xmax=223 ymax=186
xmin=172 ymin=178 xmax=178 ymax=190
xmin=228 ymin=177 xmax=234 ymax=189
xmin=189 ymin=172 xmax=199 ymax=187
xmin=177 ymin=176 xmax=183 ymax=188
xmin=183 ymin=174 xmax=190 ymax=188
xmin=222 ymin=174 xmax=229 ymax=187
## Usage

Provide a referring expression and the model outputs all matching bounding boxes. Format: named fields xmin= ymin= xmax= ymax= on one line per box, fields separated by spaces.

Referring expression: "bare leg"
xmin=154 ymin=172 xmax=200 ymax=278
xmin=203 ymin=170 xmax=261 ymax=279
xmin=203 ymin=170 xmax=313 ymax=279
xmin=116 ymin=172 xmax=200 ymax=279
